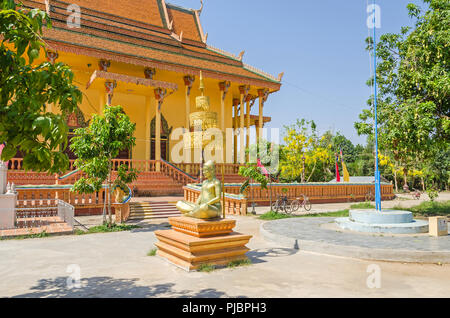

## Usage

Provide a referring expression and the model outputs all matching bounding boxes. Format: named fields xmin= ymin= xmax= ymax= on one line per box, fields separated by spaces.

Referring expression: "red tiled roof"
xmin=166 ymin=4 xmax=202 ymax=43
xmin=21 ymin=0 xmax=281 ymax=89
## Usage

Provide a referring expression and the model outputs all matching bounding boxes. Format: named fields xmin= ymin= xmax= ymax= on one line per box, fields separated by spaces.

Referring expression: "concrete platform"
xmin=261 ymin=217 xmax=450 ymax=263
xmin=335 ymin=209 xmax=429 ymax=234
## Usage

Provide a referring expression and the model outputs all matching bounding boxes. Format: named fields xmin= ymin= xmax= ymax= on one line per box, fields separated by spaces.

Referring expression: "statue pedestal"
xmin=155 ymin=217 xmax=252 ymax=271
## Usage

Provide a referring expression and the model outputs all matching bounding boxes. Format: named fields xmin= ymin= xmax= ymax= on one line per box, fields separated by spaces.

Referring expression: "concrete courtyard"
xmin=0 ymin=194 xmax=450 ymax=298
xmin=0 ymin=193 xmax=449 ymax=298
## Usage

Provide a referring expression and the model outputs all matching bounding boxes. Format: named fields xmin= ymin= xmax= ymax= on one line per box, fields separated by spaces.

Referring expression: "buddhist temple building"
xmin=17 ymin=0 xmax=282 ymax=164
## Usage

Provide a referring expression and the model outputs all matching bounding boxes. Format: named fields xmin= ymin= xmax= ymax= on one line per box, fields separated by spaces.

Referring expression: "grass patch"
xmin=350 ymin=202 xmax=375 ymax=209
xmin=1 ymin=230 xmax=50 ymax=240
xmin=76 ymin=223 xmax=140 ymax=235
xmin=393 ymin=200 xmax=450 ymax=217
xmin=260 ymin=210 xmax=350 ymax=220
xmin=297 ymin=210 xmax=350 ymax=218
xmin=197 ymin=263 xmax=216 ymax=272
xmin=259 ymin=211 xmax=294 ymax=220
xmin=227 ymin=259 xmax=252 ymax=268
xmin=147 ymin=248 xmax=157 ymax=256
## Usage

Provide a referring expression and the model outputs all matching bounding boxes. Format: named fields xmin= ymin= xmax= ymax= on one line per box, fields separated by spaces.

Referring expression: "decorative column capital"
xmin=232 ymin=98 xmax=240 ymax=107
xmin=183 ymin=75 xmax=195 ymax=96
xmin=105 ymin=81 xmax=117 ymax=94
xmin=46 ymin=50 xmax=59 ymax=64
xmin=239 ymin=85 xmax=250 ymax=96
xmin=219 ymin=81 xmax=231 ymax=101
xmin=99 ymin=59 xmax=111 ymax=71
xmin=105 ymin=80 xmax=117 ymax=106
xmin=258 ymin=89 xmax=270 ymax=103
xmin=154 ymin=88 xmax=168 ymax=111
xmin=144 ymin=68 xmax=156 ymax=79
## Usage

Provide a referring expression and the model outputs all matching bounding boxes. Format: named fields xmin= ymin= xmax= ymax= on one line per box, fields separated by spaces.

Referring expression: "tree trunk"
xmin=421 ymin=176 xmax=425 ymax=191
xmin=108 ymin=160 xmax=112 ymax=226
xmin=307 ymin=161 xmax=317 ymax=183
xmin=403 ymin=167 xmax=408 ymax=191
xmin=394 ymin=170 xmax=398 ymax=192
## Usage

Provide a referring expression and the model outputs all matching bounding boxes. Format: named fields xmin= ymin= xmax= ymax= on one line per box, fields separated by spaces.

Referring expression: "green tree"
xmin=70 ymin=106 xmax=138 ymax=225
xmin=0 ymin=0 xmax=82 ymax=173
xmin=355 ymin=0 xmax=449 ymax=189
xmin=280 ymin=119 xmax=332 ymax=183
xmin=239 ymin=140 xmax=279 ymax=208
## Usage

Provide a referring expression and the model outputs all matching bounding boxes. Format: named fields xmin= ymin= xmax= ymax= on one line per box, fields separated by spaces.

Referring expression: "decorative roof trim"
xmin=206 ymin=45 xmax=240 ymax=61
xmin=243 ymin=63 xmax=280 ymax=83
xmin=86 ymin=70 xmax=178 ymax=91
xmin=46 ymin=41 xmax=281 ymax=90
xmin=193 ymin=8 xmax=207 ymax=43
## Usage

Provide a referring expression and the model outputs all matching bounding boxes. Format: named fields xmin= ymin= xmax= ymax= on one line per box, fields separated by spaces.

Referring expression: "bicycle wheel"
xmin=303 ymin=199 xmax=312 ymax=211
xmin=284 ymin=201 xmax=293 ymax=214
xmin=271 ymin=201 xmax=279 ymax=212
xmin=290 ymin=200 xmax=300 ymax=212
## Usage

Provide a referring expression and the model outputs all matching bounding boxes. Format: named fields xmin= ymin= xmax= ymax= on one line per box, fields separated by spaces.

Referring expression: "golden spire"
xmin=196 ymin=71 xmax=210 ymax=111
xmin=199 ymin=71 xmax=205 ymax=96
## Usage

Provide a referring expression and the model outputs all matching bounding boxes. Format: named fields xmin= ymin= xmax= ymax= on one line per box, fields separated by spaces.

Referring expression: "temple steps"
xmin=128 ymin=202 xmax=181 ymax=220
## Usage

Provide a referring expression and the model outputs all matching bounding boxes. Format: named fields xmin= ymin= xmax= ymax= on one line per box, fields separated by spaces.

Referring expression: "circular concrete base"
xmin=260 ymin=218 xmax=450 ymax=263
xmin=335 ymin=209 xmax=429 ymax=234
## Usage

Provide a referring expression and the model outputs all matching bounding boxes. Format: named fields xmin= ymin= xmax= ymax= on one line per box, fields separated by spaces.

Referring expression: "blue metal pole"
xmin=373 ymin=0 xmax=382 ymax=211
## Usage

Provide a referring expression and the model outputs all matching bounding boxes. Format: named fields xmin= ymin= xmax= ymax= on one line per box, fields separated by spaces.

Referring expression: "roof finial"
xmin=198 ymin=0 xmax=204 ymax=15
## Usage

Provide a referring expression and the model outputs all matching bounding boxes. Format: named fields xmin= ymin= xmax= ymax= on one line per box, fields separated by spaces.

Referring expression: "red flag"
xmin=335 ymin=153 xmax=340 ymax=182
xmin=257 ymin=158 xmax=269 ymax=177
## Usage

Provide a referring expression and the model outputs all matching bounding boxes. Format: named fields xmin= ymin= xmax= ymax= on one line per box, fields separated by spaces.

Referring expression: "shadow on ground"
xmin=12 ymin=276 xmax=245 ymax=298
xmin=128 ymin=223 xmax=172 ymax=233
xmin=247 ymin=247 xmax=298 ymax=264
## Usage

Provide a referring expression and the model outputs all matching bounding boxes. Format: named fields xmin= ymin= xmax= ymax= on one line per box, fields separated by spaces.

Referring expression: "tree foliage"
xmin=70 ymin=106 xmax=138 ymax=225
xmin=280 ymin=119 xmax=332 ymax=183
xmin=0 ymin=0 xmax=82 ymax=173
xmin=355 ymin=0 xmax=449 ymax=189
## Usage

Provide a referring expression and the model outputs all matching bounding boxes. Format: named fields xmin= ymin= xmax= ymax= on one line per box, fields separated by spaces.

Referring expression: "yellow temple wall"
xmin=33 ymin=50 xmax=244 ymax=163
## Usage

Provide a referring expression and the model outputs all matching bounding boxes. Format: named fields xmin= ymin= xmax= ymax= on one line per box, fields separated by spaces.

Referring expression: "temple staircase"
xmin=128 ymin=201 xmax=181 ymax=221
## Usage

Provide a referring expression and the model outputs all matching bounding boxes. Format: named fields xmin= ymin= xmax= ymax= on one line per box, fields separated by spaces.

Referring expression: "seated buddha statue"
xmin=176 ymin=160 xmax=222 ymax=219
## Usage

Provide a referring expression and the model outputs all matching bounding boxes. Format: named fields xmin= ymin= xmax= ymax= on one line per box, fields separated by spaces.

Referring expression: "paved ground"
xmin=1 ymin=211 xmax=450 ymax=298
xmin=262 ymin=217 xmax=450 ymax=263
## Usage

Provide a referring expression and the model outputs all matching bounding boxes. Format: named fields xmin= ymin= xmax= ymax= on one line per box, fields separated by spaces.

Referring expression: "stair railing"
xmin=159 ymin=159 xmax=199 ymax=185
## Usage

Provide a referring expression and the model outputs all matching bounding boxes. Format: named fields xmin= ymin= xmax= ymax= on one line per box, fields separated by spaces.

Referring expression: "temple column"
xmin=219 ymin=81 xmax=230 ymax=163
xmin=46 ymin=50 xmax=59 ymax=113
xmin=99 ymin=60 xmax=111 ymax=113
xmin=257 ymin=89 xmax=269 ymax=140
xmin=233 ymin=98 xmax=239 ymax=164
xmin=239 ymin=86 xmax=249 ymax=164
xmin=154 ymin=88 xmax=168 ymax=172
xmin=183 ymin=76 xmax=195 ymax=131
xmin=183 ymin=75 xmax=195 ymax=170
xmin=145 ymin=96 xmax=152 ymax=165
xmin=245 ymin=95 xmax=252 ymax=160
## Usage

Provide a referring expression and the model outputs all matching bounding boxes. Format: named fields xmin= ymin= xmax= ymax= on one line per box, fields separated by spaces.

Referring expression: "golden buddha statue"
xmin=176 ymin=160 xmax=222 ymax=219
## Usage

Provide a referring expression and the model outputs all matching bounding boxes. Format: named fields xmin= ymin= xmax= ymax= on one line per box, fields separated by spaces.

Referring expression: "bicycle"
xmin=271 ymin=195 xmax=293 ymax=214
xmin=290 ymin=194 xmax=312 ymax=212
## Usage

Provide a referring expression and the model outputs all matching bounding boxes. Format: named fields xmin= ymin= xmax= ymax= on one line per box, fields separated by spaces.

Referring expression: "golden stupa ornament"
xmin=184 ymin=71 xmax=219 ymax=149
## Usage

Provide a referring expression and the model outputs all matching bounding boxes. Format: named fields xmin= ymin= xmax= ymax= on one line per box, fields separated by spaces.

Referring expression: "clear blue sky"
xmin=169 ymin=0 xmax=425 ymax=145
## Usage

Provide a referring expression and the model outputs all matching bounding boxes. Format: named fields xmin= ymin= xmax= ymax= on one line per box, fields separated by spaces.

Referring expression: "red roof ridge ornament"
xmin=238 ymin=51 xmax=245 ymax=62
